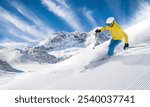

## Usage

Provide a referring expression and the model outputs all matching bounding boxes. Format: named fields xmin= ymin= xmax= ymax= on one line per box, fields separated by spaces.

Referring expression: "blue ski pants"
xmin=108 ymin=39 xmax=122 ymax=56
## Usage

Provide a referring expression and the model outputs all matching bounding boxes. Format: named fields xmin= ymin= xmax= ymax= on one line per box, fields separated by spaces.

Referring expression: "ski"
xmin=80 ymin=56 xmax=110 ymax=73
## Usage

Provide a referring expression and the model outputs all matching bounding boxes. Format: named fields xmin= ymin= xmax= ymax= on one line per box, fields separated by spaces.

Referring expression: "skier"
xmin=95 ymin=17 xmax=129 ymax=56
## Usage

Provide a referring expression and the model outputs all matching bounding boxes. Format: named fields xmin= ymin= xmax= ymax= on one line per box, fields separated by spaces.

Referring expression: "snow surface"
xmin=0 ymin=19 xmax=150 ymax=90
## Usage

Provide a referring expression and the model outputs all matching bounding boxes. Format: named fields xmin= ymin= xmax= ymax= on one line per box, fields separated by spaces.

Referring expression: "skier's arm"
xmin=122 ymin=31 xmax=128 ymax=43
xmin=122 ymin=31 xmax=129 ymax=50
xmin=100 ymin=26 xmax=110 ymax=32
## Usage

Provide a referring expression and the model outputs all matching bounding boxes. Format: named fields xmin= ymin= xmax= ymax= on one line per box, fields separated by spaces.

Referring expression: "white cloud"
xmin=55 ymin=0 xmax=69 ymax=8
xmin=9 ymin=28 xmax=35 ymax=42
xmin=41 ymin=0 xmax=84 ymax=31
xmin=0 ymin=39 xmax=27 ymax=49
xmin=0 ymin=7 xmax=47 ymax=40
xmin=130 ymin=2 xmax=150 ymax=25
xmin=123 ymin=1 xmax=150 ymax=29
xmin=83 ymin=7 xmax=97 ymax=27
xmin=0 ymin=14 xmax=34 ymax=42
xmin=9 ymin=1 xmax=54 ymax=36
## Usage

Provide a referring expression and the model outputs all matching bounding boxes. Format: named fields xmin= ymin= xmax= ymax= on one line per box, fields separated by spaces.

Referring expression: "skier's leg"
xmin=108 ymin=40 xmax=115 ymax=56
xmin=108 ymin=40 xmax=121 ymax=56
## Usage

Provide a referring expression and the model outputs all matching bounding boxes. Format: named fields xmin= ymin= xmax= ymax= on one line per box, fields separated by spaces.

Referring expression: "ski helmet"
xmin=106 ymin=17 xmax=115 ymax=24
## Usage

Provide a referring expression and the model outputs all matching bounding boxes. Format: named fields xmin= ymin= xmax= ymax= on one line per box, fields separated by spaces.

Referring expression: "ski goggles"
xmin=107 ymin=22 xmax=114 ymax=27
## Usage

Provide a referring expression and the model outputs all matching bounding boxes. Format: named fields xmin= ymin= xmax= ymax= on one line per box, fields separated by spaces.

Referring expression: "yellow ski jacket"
xmin=100 ymin=21 xmax=128 ymax=43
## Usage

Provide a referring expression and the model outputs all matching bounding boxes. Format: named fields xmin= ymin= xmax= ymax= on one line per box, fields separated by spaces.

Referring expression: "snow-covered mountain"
xmin=36 ymin=31 xmax=89 ymax=49
xmin=0 ymin=19 xmax=150 ymax=89
xmin=24 ymin=31 xmax=91 ymax=63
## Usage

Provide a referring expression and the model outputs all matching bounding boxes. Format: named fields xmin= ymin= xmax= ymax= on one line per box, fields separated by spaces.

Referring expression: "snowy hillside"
xmin=0 ymin=19 xmax=150 ymax=90
xmin=0 ymin=59 xmax=23 ymax=73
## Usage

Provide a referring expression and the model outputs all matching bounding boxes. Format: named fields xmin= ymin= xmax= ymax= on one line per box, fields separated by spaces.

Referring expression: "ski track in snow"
xmin=126 ymin=71 xmax=150 ymax=90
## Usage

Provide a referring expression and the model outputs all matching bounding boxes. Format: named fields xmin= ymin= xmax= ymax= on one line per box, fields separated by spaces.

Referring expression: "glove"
xmin=95 ymin=29 xmax=101 ymax=33
xmin=124 ymin=43 xmax=129 ymax=50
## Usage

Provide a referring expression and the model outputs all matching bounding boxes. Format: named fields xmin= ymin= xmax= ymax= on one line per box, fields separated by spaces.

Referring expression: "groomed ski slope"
xmin=0 ymin=19 xmax=150 ymax=90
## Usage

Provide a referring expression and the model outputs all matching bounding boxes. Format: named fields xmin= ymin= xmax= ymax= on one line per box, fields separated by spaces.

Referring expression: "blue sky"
xmin=0 ymin=0 xmax=150 ymax=44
